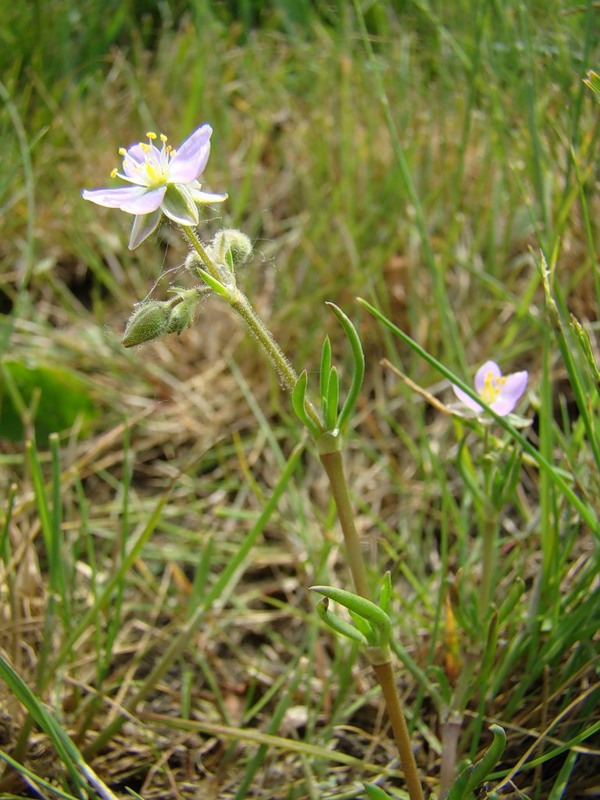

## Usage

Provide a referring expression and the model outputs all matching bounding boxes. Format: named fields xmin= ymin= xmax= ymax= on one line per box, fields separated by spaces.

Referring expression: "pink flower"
xmin=452 ymin=361 xmax=528 ymax=417
xmin=82 ymin=124 xmax=227 ymax=249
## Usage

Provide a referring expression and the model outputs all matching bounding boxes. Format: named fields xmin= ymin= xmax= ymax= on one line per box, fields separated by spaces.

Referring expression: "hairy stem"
xmin=182 ymin=226 xmax=322 ymax=430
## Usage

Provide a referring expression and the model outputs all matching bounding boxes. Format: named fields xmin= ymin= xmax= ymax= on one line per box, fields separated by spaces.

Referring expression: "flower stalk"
xmin=479 ymin=435 xmax=498 ymax=620
xmin=373 ymin=661 xmax=424 ymax=800
xmin=317 ymin=447 xmax=372 ymax=601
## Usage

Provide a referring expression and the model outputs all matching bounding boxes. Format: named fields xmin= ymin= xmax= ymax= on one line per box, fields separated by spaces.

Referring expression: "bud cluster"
xmin=185 ymin=228 xmax=253 ymax=289
xmin=121 ymin=288 xmax=205 ymax=347
xmin=123 ymin=230 xmax=254 ymax=347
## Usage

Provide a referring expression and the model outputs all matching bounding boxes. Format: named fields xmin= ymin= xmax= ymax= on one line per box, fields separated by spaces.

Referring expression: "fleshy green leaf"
xmin=311 ymin=584 xmax=391 ymax=647
xmin=325 ymin=366 xmax=340 ymax=431
xmin=364 ymin=783 xmax=393 ymax=799
xmin=197 ymin=267 xmax=229 ymax=298
xmin=292 ymin=371 xmax=322 ymax=438
xmin=316 ymin=597 xmax=368 ymax=645
xmin=379 ymin=571 xmax=392 ymax=613
xmin=447 ymin=725 xmax=507 ymax=799
xmin=325 ymin=303 xmax=365 ymax=432
xmin=320 ymin=336 xmax=332 ymax=410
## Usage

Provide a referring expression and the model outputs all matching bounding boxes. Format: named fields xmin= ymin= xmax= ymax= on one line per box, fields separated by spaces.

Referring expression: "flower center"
xmin=112 ymin=132 xmax=175 ymax=188
xmin=480 ymin=370 xmax=505 ymax=404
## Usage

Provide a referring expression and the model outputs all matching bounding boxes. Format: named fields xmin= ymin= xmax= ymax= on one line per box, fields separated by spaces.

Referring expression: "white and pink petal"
xmin=117 ymin=186 xmax=166 ymax=214
xmin=168 ymin=124 xmax=212 ymax=183
xmin=82 ymin=185 xmax=150 ymax=210
xmin=451 ymin=384 xmax=484 ymax=414
xmin=474 ymin=361 xmax=502 ymax=393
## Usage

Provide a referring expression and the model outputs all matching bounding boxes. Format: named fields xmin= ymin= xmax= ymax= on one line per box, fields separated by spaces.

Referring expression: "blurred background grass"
xmin=0 ymin=0 xmax=599 ymax=797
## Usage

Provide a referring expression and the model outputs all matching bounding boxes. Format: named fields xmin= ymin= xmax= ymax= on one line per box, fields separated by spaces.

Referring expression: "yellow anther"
xmin=159 ymin=133 xmax=168 ymax=142
xmin=111 ymin=168 xmax=118 ymax=178
xmin=480 ymin=371 xmax=505 ymax=403
xmin=118 ymin=147 xmax=127 ymax=156
xmin=140 ymin=142 xmax=151 ymax=152
xmin=146 ymin=131 xmax=157 ymax=139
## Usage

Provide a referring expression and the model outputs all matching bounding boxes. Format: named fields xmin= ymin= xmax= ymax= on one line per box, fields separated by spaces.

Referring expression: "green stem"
xmin=181 ymin=226 xmax=223 ymax=284
xmin=372 ymin=661 xmax=425 ymax=800
xmin=318 ymin=448 xmax=425 ymax=800
xmin=230 ymin=292 xmax=297 ymax=395
xmin=318 ymin=448 xmax=372 ymax=601
xmin=479 ymin=504 xmax=499 ymax=620
xmin=182 ymin=226 xmax=322 ymax=429
xmin=479 ymin=428 xmax=497 ymax=620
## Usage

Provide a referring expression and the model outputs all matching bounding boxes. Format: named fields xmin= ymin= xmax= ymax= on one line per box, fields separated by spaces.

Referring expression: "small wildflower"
xmin=82 ymin=124 xmax=227 ymax=249
xmin=451 ymin=361 xmax=528 ymax=417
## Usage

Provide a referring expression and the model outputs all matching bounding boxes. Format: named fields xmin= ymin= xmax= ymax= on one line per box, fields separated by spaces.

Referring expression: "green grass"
xmin=0 ymin=1 xmax=599 ymax=797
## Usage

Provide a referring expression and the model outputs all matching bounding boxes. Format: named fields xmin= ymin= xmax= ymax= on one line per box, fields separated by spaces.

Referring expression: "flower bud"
xmin=211 ymin=229 xmax=253 ymax=271
xmin=121 ymin=301 xmax=170 ymax=347
xmin=167 ymin=290 xmax=200 ymax=335
xmin=184 ymin=251 xmax=205 ymax=276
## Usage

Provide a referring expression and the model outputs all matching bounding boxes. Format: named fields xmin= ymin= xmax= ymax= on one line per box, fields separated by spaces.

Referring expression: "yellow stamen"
xmin=140 ymin=142 xmax=151 ymax=152
xmin=118 ymin=147 xmax=127 ymax=156
xmin=480 ymin=371 xmax=505 ymax=404
xmin=159 ymin=133 xmax=168 ymax=143
xmin=111 ymin=168 xmax=118 ymax=178
xmin=146 ymin=131 xmax=157 ymax=140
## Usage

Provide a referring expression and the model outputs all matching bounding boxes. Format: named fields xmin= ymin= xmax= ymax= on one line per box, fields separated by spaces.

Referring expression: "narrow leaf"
xmin=292 ymin=371 xmax=322 ymax=437
xmin=325 ymin=366 xmax=340 ymax=431
xmin=311 ymin=584 xmax=391 ymax=646
xmin=320 ymin=336 xmax=332 ymax=410
xmin=316 ymin=598 xmax=368 ymax=645
xmin=326 ymin=303 xmax=365 ymax=432
xmin=364 ymin=783 xmax=393 ymax=799
xmin=197 ymin=267 xmax=229 ymax=297
xmin=464 ymin=725 xmax=506 ymax=793
xmin=379 ymin=571 xmax=392 ymax=613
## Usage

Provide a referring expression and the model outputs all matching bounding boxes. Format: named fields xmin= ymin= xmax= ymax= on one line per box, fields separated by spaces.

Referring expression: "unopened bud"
xmin=185 ymin=251 xmax=204 ymax=276
xmin=212 ymin=229 xmax=253 ymax=271
xmin=167 ymin=290 xmax=200 ymax=335
xmin=122 ymin=301 xmax=170 ymax=347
